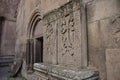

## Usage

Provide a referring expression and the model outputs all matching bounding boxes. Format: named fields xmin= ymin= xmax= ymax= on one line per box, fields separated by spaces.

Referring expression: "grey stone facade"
xmin=1 ymin=0 xmax=119 ymax=80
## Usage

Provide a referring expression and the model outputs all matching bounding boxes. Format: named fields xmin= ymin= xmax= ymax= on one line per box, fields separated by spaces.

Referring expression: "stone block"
xmin=87 ymin=0 xmax=120 ymax=22
xmin=43 ymin=0 xmax=85 ymax=69
xmin=58 ymin=10 xmax=82 ymax=69
xmin=40 ymin=0 xmax=70 ymax=14
xmin=1 ymin=20 xmax=16 ymax=56
xmin=88 ymin=21 xmax=106 ymax=80
xmin=0 ymin=0 xmax=20 ymax=19
xmin=106 ymin=49 xmax=120 ymax=80
xmin=34 ymin=63 xmax=99 ymax=80
xmin=100 ymin=16 xmax=120 ymax=48
xmin=88 ymin=15 xmax=120 ymax=80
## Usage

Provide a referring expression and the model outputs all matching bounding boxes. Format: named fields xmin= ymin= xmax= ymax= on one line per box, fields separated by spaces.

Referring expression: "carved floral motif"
xmin=60 ymin=14 xmax=75 ymax=56
xmin=46 ymin=23 xmax=54 ymax=55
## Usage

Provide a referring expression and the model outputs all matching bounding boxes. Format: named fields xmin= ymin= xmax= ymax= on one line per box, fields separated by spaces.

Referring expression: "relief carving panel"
xmin=44 ymin=21 xmax=57 ymax=64
xmin=43 ymin=0 xmax=83 ymax=68
xmin=60 ymin=14 xmax=75 ymax=56
xmin=58 ymin=10 xmax=82 ymax=68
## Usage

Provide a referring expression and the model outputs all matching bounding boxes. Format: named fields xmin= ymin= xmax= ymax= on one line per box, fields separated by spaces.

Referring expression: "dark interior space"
xmin=35 ymin=37 xmax=43 ymax=63
xmin=0 ymin=16 xmax=5 ymax=55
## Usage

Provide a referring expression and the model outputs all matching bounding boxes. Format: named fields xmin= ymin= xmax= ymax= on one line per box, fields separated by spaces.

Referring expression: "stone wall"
xmin=0 ymin=0 xmax=20 ymax=56
xmin=0 ymin=20 xmax=16 ymax=55
xmin=16 ymin=0 xmax=120 ymax=80
xmin=0 ymin=0 xmax=20 ymax=19
xmin=87 ymin=0 xmax=120 ymax=80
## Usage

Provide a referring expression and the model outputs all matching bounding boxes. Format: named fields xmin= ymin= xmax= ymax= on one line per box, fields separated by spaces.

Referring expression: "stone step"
xmin=0 ymin=55 xmax=14 ymax=58
xmin=0 ymin=55 xmax=15 ymax=66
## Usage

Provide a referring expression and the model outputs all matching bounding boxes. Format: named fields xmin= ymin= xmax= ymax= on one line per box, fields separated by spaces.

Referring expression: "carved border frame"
xmin=80 ymin=1 xmax=88 ymax=68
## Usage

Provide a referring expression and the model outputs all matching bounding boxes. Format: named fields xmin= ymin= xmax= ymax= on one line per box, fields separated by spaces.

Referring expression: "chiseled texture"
xmin=15 ymin=0 xmax=120 ymax=80
xmin=34 ymin=63 xmax=99 ymax=80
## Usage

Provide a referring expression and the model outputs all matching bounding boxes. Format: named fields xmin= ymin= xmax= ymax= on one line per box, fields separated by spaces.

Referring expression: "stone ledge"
xmin=34 ymin=63 xmax=99 ymax=80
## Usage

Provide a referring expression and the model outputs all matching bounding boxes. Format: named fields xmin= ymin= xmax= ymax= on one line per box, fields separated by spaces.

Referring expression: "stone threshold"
xmin=34 ymin=63 xmax=99 ymax=80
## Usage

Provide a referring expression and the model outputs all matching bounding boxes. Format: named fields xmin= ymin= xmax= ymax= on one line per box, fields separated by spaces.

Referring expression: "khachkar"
xmin=58 ymin=6 xmax=82 ymax=68
xmin=44 ymin=0 xmax=83 ymax=69
xmin=34 ymin=0 xmax=99 ymax=80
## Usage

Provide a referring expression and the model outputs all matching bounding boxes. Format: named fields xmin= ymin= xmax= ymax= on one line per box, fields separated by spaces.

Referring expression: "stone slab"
xmin=106 ymin=49 xmax=120 ymax=80
xmin=58 ymin=10 xmax=82 ymax=69
xmin=34 ymin=63 xmax=99 ymax=80
xmin=88 ymin=21 xmax=106 ymax=80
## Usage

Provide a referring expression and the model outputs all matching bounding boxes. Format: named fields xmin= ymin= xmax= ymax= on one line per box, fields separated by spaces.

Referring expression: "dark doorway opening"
xmin=0 ymin=16 xmax=5 ymax=55
xmin=35 ymin=37 xmax=43 ymax=63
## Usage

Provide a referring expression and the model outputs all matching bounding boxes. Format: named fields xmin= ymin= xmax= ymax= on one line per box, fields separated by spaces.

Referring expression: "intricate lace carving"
xmin=60 ymin=14 xmax=75 ymax=56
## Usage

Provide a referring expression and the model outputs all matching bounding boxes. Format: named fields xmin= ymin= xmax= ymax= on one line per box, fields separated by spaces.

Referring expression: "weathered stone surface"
xmin=15 ymin=0 xmax=25 ymax=59
xmin=87 ymin=0 xmax=120 ymax=22
xmin=106 ymin=49 xmax=120 ymax=80
xmin=1 ymin=20 xmax=16 ymax=56
xmin=0 ymin=0 xmax=20 ymax=56
xmin=40 ymin=0 xmax=70 ymax=14
xmin=43 ymin=20 xmax=57 ymax=64
xmin=87 ymin=1 xmax=120 ymax=79
xmin=88 ymin=21 xmax=106 ymax=80
xmin=58 ymin=10 xmax=82 ymax=69
xmin=34 ymin=71 xmax=48 ymax=80
xmin=88 ymin=14 xmax=120 ymax=80
xmin=10 ymin=59 xmax=22 ymax=77
xmin=100 ymin=16 xmax=120 ymax=48
xmin=0 ymin=0 xmax=20 ymax=20
xmin=43 ymin=0 xmax=85 ymax=69
xmin=14 ymin=0 xmax=120 ymax=80
xmin=34 ymin=63 xmax=99 ymax=80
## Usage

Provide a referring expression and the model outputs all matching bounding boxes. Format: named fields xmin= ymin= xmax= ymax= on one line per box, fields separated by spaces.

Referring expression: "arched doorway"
xmin=26 ymin=10 xmax=43 ymax=72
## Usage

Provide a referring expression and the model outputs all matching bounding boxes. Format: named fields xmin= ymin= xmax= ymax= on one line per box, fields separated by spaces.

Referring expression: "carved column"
xmin=29 ymin=39 xmax=34 ymax=71
xmin=80 ymin=1 xmax=88 ymax=68
xmin=26 ymin=39 xmax=30 ymax=70
xmin=26 ymin=39 xmax=34 ymax=72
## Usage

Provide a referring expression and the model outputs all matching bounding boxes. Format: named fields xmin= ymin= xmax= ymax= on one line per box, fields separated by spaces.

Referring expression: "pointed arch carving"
xmin=27 ymin=9 xmax=42 ymax=39
xmin=26 ymin=9 xmax=42 ymax=72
